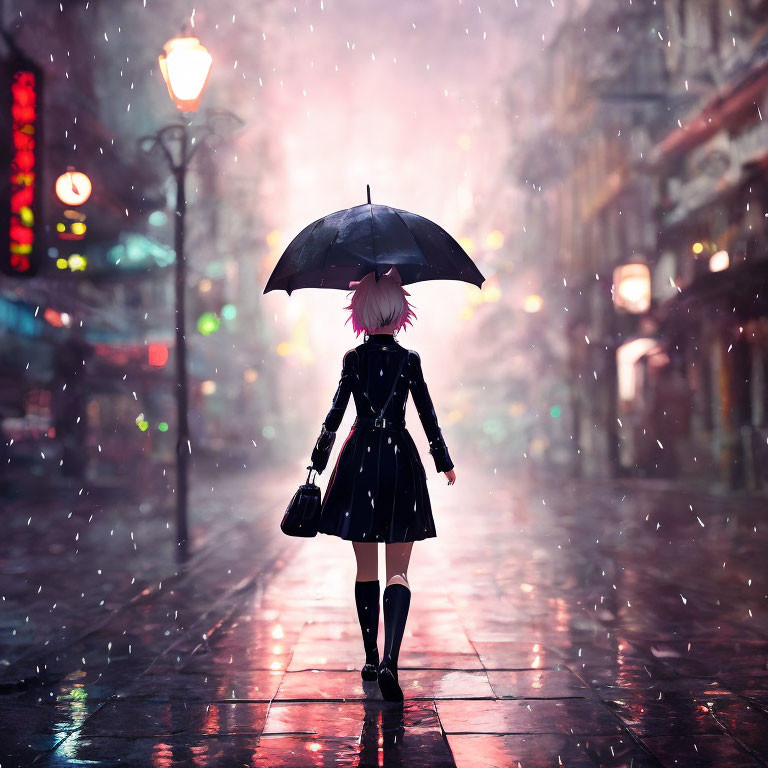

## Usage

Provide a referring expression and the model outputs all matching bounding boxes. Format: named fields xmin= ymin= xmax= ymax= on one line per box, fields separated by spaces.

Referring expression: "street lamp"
xmin=158 ymin=36 xmax=212 ymax=112
xmin=141 ymin=32 xmax=240 ymax=562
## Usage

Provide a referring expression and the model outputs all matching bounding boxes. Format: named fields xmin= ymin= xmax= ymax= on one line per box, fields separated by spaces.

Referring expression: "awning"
xmin=652 ymin=57 xmax=768 ymax=162
xmin=659 ymin=258 xmax=768 ymax=334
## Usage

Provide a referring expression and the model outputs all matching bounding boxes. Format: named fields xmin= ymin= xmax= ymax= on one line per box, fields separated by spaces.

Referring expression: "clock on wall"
xmin=55 ymin=168 xmax=92 ymax=206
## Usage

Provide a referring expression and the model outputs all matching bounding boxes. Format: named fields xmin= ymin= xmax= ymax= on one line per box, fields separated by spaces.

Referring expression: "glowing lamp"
xmin=709 ymin=250 xmax=729 ymax=272
xmin=523 ymin=295 xmax=543 ymax=313
xmin=158 ymin=36 xmax=212 ymax=112
xmin=485 ymin=230 xmax=504 ymax=250
xmin=148 ymin=343 xmax=169 ymax=367
xmin=613 ymin=263 xmax=651 ymax=314
xmin=43 ymin=307 xmax=70 ymax=327
xmin=480 ymin=275 xmax=501 ymax=303
xmin=148 ymin=210 xmax=167 ymax=227
xmin=691 ymin=242 xmax=704 ymax=255
xmin=197 ymin=312 xmax=220 ymax=336
xmin=201 ymin=380 xmax=217 ymax=395
xmin=67 ymin=254 xmax=87 ymax=271
xmin=55 ymin=169 xmax=92 ymax=206
xmin=43 ymin=308 xmax=61 ymax=327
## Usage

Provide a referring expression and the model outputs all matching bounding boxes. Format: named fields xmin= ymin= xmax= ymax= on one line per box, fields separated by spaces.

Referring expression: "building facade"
xmin=516 ymin=0 xmax=768 ymax=489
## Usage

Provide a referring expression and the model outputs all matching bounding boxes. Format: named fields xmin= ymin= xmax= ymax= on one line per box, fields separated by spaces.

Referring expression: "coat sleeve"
xmin=407 ymin=350 xmax=454 ymax=473
xmin=310 ymin=349 xmax=356 ymax=473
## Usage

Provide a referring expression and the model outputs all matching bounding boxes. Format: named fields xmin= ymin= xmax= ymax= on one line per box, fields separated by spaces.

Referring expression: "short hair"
xmin=344 ymin=268 xmax=417 ymax=336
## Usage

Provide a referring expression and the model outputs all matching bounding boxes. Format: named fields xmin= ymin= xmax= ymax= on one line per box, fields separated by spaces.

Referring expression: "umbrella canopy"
xmin=263 ymin=189 xmax=485 ymax=294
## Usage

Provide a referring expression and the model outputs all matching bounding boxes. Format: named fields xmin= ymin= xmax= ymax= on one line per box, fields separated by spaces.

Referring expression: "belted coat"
xmin=310 ymin=332 xmax=453 ymax=543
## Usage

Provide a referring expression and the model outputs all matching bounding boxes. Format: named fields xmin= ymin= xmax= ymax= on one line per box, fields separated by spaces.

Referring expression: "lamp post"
xmin=141 ymin=33 xmax=239 ymax=562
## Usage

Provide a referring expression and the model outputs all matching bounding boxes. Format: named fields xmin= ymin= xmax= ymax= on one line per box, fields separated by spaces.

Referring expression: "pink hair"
xmin=344 ymin=266 xmax=417 ymax=336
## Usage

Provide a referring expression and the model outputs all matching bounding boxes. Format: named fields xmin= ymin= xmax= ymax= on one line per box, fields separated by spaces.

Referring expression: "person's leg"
xmin=353 ymin=542 xmax=380 ymax=680
xmin=379 ymin=542 xmax=414 ymax=702
xmin=385 ymin=542 xmax=413 ymax=587
xmin=353 ymin=541 xmax=379 ymax=582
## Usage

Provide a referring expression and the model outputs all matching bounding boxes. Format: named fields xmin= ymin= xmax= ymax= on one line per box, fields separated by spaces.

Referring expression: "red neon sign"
xmin=9 ymin=70 xmax=38 ymax=275
xmin=148 ymin=343 xmax=170 ymax=368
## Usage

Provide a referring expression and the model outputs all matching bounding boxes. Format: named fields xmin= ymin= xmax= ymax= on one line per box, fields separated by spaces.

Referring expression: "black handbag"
xmin=280 ymin=465 xmax=321 ymax=537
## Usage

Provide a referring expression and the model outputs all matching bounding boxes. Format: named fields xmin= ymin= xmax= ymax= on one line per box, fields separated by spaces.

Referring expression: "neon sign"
xmin=8 ymin=68 xmax=39 ymax=275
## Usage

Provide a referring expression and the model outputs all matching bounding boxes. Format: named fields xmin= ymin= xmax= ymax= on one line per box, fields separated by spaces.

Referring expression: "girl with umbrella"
xmin=264 ymin=190 xmax=483 ymax=702
xmin=309 ymin=266 xmax=456 ymax=702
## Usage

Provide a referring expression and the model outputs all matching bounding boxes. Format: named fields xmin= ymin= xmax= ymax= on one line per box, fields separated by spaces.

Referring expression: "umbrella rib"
xmin=322 ymin=226 xmax=342 ymax=289
xmin=392 ymin=209 xmax=429 ymax=268
xmin=289 ymin=217 xmax=333 ymax=292
xmin=400 ymin=210 xmax=479 ymax=283
xmin=294 ymin=218 xmax=328 ymax=274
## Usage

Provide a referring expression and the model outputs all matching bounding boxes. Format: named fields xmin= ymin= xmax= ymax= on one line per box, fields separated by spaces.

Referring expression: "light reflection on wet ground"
xmin=2 ymin=468 xmax=768 ymax=766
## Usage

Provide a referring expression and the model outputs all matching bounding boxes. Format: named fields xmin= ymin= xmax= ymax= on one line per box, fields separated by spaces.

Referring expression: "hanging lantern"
xmin=613 ymin=263 xmax=651 ymax=314
xmin=158 ymin=36 xmax=212 ymax=112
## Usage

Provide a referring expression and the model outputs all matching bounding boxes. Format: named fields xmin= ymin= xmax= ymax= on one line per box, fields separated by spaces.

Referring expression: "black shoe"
xmin=361 ymin=644 xmax=380 ymax=682
xmin=355 ymin=580 xmax=380 ymax=682
xmin=362 ymin=656 xmax=379 ymax=682
xmin=377 ymin=661 xmax=403 ymax=702
xmin=378 ymin=583 xmax=411 ymax=702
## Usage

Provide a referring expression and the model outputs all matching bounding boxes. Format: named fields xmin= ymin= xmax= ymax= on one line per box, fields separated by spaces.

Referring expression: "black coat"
xmin=310 ymin=332 xmax=453 ymax=543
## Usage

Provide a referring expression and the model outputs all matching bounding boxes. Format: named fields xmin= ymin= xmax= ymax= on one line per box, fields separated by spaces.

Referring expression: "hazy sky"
xmin=187 ymin=0 xmax=566 ymax=460
xmin=241 ymin=0 xmax=551 ymax=451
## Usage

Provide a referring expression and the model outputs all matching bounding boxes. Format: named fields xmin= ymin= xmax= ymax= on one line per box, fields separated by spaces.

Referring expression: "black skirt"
xmin=317 ymin=421 xmax=437 ymax=543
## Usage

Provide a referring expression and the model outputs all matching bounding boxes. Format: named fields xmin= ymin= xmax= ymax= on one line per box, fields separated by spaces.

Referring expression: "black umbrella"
xmin=263 ymin=186 xmax=485 ymax=294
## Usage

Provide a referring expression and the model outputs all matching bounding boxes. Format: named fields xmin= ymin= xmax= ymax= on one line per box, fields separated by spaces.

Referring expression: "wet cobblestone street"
xmin=2 ymin=465 xmax=768 ymax=767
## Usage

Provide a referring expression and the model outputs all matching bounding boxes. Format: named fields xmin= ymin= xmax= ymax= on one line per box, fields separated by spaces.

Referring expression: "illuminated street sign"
xmin=5 ymin=63 xmax=41 ymax=276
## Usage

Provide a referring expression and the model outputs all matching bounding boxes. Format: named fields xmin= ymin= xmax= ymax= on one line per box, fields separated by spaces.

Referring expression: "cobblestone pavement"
xmin=2 ymin=463 xmax=768 ymax=767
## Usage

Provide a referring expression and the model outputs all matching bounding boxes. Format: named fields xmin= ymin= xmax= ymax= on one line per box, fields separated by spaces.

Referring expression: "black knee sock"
xmin=354 ymin=580 xmax=380 ymax=664
xmin=381 ymin=583 xmax=411 ymax=672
